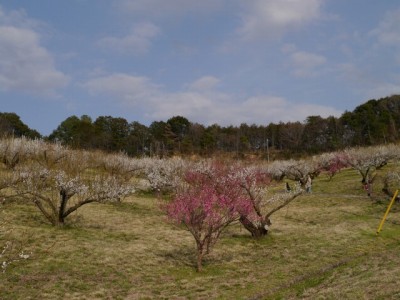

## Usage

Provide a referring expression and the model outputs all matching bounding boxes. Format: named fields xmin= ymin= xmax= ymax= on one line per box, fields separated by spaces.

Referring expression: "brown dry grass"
xmin=1 ymin=167 xmax=400 ymax=299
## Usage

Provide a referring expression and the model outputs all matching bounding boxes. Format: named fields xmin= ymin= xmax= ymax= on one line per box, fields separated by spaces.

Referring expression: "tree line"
xmin=1 ymin=95 xmax=400 ymax=158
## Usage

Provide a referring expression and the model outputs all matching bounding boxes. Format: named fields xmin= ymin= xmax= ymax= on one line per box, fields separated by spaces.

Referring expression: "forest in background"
xmin=1 ymin=95 xmax=400 ymax=158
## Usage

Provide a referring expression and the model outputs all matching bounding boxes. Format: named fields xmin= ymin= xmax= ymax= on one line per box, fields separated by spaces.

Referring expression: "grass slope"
xmin=1 ymin=167 xmax=400 ymax=299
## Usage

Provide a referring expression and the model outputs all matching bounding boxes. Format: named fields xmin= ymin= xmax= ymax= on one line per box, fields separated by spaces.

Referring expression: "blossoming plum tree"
xmin=165 ymin=161 xmax=251 ymax=272
xmin=13 ymin=145 xmax=134 ymax=226
xmin=165 ymin=160 xmax=305 ymax=270
xmin=15 ymin=164 xmax=134 ymax=226
xmin=143 ymin=157 xmax=188 ymax=195
xmin=267 ymin=158 xmax=320 ymax=187
xmin=317 ymin=151 xmax=350 ymax=180
xmin=382 ymin=170 xmax=400 ymax=199
xmin=0 ymin=137 xmax=45 ymax=170
xmin=344 ymin=145 xmax=399 ymax=184
xmin=232 ymin=165 xmax=303 ymax=238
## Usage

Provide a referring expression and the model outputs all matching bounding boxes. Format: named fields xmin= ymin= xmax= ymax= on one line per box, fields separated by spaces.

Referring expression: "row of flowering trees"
xmin=2 ymin=137 xmax=400 ymax=271
xmin=160 ymin=144 xmax=400 ymax=271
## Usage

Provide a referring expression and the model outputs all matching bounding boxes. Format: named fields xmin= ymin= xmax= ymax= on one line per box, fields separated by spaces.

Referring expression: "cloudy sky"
xmin=1 ymin=0 xmax=400 ymax=135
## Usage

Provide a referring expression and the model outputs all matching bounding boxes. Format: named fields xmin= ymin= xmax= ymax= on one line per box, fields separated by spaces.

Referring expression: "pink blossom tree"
xmin=165 ymin=162 xmax=250 ymax=272
xmin=317 ymin=151 xmax=350 ymax=180
xmin=165 ymin=161 xmax=304 ymax=270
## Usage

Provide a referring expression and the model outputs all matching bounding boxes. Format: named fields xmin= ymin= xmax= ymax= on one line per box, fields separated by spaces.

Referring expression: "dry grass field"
xmin=2 ymin=166 xmax=400 ymax=299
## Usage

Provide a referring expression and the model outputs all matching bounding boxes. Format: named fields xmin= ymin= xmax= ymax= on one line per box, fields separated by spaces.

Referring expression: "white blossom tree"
xmin=344 ymin=145 xmax=399 ymax=184
xmin=15 ymin=164 xmax=134 ymax=226
xmin=0 ymin=137 xmax=44 ymax=169
xmin=232 ymin=164 xmax=304 ymax=237
xmin=143 ymin=157 xmax=188 ymax=194
xmin=267 ymin=158 xmax=320 ymax=187
xmin=382 ymin=170 xmax=400 ymax=199
xmin=14 ymin=146 xmax=133 ymax=226
xmin=96 ymin=152 xmax=143 ymax=178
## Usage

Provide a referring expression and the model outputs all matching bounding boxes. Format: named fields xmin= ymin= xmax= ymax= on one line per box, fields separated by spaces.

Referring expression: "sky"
xmin=1 ymin=0 xmax=400 ymax=136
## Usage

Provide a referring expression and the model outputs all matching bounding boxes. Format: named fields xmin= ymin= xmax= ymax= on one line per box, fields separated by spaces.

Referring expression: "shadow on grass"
xmin=158 ymin=244 xmax=196 ymax=269
xmin=158 ymin=243 xmax=239 ymax=273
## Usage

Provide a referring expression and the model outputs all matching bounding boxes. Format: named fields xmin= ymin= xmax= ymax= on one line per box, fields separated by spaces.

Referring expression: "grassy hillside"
xmin=2 ymin=166 xmax=400 ymax=299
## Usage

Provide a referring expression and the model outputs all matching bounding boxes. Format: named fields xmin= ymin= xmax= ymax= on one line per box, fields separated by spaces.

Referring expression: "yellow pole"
xmin=377 ymin=189 xmax=399 ymax=234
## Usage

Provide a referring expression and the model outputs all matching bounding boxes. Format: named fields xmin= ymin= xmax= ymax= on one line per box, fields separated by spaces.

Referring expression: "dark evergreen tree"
xmin=0 ymin=112 xmax=41 ymax=138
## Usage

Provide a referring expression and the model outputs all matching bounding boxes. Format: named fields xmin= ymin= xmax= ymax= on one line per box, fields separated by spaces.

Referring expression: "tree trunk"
xmin=58 ymin=190 xmax=68 ymax=225
xmin=33 ymin=199 xmax=57 ymax=226
xmin=239 ymin=216 xmax=269 ymax=238
xmin=196 ymin=243 xmax=205 ymax=272
xmin=197 ymin=252 xmax=203 ymax=272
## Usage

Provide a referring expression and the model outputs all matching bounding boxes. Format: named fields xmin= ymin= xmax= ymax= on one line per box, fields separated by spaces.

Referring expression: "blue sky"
xmin=1 ymin=0 xmax=400 ymax=135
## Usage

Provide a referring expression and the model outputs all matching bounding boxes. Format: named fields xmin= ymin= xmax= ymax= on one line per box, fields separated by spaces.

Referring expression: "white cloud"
xmin=336 ymin=64 xmax=400 ymax=99
xmin=98 ymin=22 xmax=160 ymax=54
xmin=290 ymin=51 xmax=326 ymax=77
xmin=365 ymin=82 xmax=400 ymax=100
xmin=0 ymin=5 xmax=43 ymax=29
xmin=83 ymin=73 xmax=159 ymax=102
xmin=216 ymin=96 xmax=341 ymax=125
xmin=187 ymin=76 xmax=220 ymax=91
xmin=238 ymin=0 xmax=323 ymax=40
xmin=281 ymin=43 xmax=297 ymax=54
xmin=148 ymin=92 xmax=218 ymax=121
xmin=337 ymin=63 xmax=370 ymax=85
xmin=116 ymin=0 xmax=224 ymax=17
xmin=84 ymin=72 xmax=342 ymax=125
xmin=0 ymin=7 xmax=68 ymax=95
xmin=370 ymin=9 xmax=400 ymax=46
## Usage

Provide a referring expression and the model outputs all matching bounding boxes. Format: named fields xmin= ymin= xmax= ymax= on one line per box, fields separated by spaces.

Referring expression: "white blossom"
xmin=143 ymin=157 xmax=188 ymax=193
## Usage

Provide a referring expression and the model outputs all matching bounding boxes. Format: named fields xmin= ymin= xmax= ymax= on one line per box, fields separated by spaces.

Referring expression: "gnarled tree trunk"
xmin=239 ymin=216 xmax=270 ymax=238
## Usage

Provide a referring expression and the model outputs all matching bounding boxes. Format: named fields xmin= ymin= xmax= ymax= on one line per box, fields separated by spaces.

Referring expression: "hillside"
xmin=2 ymin=166 xmax=400 ymax=298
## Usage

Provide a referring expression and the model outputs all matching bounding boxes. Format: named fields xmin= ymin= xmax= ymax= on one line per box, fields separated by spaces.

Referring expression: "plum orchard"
xmin=163 ymin=144 xmax=400 ymax=271
xmin=2 ymin=137 xmax=400 ymax=271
